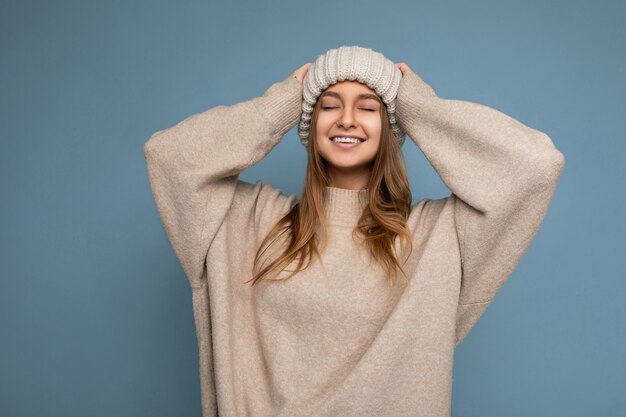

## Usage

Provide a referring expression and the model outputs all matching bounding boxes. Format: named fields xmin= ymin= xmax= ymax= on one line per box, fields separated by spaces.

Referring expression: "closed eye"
xmin=322 ymin=107 xmax=376 ymax=111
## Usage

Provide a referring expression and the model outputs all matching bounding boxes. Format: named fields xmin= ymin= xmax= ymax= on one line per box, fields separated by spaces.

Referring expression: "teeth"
xmin=332 ymin=137 xmax=363 ymax=143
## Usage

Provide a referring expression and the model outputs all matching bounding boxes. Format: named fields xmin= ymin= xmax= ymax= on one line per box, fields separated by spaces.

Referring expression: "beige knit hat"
xmin=298 ymin=45 xmax=406 ymax=148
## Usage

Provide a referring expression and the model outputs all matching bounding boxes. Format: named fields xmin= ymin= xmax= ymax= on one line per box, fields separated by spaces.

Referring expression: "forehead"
xmin=321 ymin=81 xmax=381 ymax=102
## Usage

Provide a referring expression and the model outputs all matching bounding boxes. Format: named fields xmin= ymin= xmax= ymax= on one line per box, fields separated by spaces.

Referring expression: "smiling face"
xmin=314 ymin=80 xmax=383 ymax=190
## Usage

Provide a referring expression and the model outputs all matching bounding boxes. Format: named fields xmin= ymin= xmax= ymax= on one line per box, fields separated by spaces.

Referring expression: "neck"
xmin=326 ymin=167 xmax=372 ymax=190
xmin=323 ymin=186 xmax=369 ymax=227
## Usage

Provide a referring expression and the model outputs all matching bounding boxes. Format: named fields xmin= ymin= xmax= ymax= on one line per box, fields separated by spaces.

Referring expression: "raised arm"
xmin=143 ymin=74 xmax=303 ymax=288
xmin=395 ymin=70 xmax=565 ymax=346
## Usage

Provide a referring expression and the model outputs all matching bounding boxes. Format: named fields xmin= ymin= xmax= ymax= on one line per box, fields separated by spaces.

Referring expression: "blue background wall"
xmin=2 ymin=0 xmax=624 ymax=415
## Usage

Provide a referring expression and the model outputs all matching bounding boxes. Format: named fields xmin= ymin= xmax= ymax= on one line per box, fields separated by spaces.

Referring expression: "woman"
xmin=144 ymin=45 xmax=564 ymax=417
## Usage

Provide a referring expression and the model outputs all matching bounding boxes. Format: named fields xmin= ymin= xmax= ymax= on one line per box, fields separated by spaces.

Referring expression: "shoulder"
xmin=231 ymin=180 xmax=298 ymax=233
xmin=410 ymin=194 xmax=453 ymax=223
xmin=233 ymin=180 xmax=297 ymax=209
xmin=404 ymin=194 xmax=460 ymax=241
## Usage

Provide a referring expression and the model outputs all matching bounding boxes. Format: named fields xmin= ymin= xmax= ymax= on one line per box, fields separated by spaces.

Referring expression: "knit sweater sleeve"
xmin=143 ymin=75 xmax=303 ymax=289
xmin=395 ymin=72 xmax=565 ymax=345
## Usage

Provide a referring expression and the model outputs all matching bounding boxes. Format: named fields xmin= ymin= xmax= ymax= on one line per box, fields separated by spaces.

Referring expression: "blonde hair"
xmin=246 ymin=90 xmax=414 ymax=288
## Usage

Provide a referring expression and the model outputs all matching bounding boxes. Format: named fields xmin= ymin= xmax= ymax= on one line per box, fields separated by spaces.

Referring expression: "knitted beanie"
xmin=298 ymin=45 xmax=406 ymax=148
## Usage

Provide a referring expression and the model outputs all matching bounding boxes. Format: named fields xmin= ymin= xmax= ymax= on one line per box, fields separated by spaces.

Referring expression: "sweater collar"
xmin=323 ymin=186 xmax=369 ymax=226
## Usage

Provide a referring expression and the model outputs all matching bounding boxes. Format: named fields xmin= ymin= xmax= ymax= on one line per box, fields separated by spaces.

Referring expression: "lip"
xmin=330 ymin=134 xmax=366 ymax=141
xmin=329 ymin=135 xmax=365 ymax=149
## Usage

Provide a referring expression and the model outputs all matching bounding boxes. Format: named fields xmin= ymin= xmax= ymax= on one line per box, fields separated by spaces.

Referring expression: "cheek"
xmin=314 ymin=130 xmax=331 ymax=148
xmin=316 ymin=113 xmax=334 ymax=129
xmin=364 ymin=119 xmax=382 ymax=135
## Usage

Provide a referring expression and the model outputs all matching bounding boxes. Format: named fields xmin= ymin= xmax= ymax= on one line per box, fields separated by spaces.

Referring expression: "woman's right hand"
xmin=291 ymin=62 xmax=312 ymax=84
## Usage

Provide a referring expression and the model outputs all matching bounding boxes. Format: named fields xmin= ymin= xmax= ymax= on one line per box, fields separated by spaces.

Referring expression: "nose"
xmin=336 ymin=108 xmax=358 ymax=129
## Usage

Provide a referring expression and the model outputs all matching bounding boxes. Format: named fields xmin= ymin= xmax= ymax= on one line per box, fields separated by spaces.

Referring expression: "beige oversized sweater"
xmin=143 ymin=71 xmax=565 ymax=416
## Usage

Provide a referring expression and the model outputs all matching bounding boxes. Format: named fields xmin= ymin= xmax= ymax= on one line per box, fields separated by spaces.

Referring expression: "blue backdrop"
xmin=1 ymin=0 xmax=624 ymax=416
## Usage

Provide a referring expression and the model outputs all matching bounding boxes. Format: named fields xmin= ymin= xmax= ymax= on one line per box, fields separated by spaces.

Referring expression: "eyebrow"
xmin=320 ymin=91 xmax=382 ymax=103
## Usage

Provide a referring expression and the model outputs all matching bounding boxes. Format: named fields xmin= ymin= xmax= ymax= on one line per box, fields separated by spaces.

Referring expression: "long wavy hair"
xmin=246 ymin=87 xmax=414 ymax=288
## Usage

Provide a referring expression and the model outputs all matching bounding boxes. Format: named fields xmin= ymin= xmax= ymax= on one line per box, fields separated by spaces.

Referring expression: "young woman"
xmin=144 ymin=45 xmax=565 ymax=417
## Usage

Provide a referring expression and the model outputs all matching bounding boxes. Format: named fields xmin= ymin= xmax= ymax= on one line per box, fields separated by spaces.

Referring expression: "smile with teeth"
xmin=331 ymin=137 xmax=365 ymax=143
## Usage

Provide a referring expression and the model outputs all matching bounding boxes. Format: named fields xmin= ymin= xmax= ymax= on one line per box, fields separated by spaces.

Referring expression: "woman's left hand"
xmin=395 ymin=62 xmax=414 ymax=76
